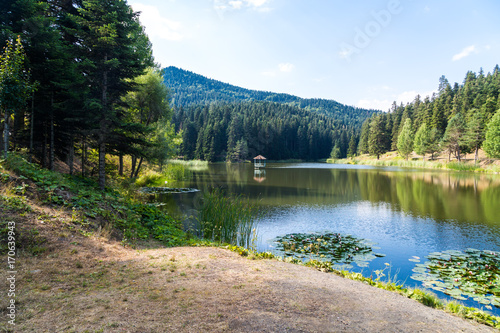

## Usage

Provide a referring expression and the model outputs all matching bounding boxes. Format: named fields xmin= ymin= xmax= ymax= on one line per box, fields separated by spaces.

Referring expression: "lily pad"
xmin=411 ymin=249 xmax=500 ymax=307
xmin=141 ymin=187 xmax=200 ymax=194
xmin=274 ymin=232 xmax=384 ymax=268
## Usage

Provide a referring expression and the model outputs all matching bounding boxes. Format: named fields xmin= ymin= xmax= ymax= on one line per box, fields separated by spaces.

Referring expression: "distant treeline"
xmin=172 ymin=101 xmax=356 ymax=161
xmin=355 ymin=66 xmax=500 ymax=161
xmin=163 ymin=66 xmax=378 ymax=129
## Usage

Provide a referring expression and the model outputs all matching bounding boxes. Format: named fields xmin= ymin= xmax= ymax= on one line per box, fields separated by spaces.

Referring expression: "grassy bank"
xmin=327 ymin=150 xmax=500 ymax=173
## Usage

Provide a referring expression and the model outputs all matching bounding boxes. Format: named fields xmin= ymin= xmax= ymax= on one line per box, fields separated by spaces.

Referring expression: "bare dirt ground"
xmin=1 ymin=220 xmax=497 ymax=333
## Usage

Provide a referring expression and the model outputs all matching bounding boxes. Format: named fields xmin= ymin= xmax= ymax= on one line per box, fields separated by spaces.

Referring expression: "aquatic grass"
xmin=447 ymin=162 xmax=481 ymax=172
xmin=135 ymin=164 xmax=192 ymax=187
xmin=198 ymin=188 xmax=259 ymax=248
xmin=135 ymin=170 xmax=163 ymax=187
xmin=166 ymin=159 xmax=208 ymax=171
xmin=162 ymin=163 xmax=192 ymax=181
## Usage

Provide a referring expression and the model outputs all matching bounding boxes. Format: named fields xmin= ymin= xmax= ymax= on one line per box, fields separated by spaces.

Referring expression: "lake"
xmin=148 ymin=162 xmax=500 ymax=314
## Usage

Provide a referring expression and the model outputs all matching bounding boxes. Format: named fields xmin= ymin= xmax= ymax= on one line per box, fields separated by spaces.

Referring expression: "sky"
xmin=130 ymin=0 xmax=500 ymax=111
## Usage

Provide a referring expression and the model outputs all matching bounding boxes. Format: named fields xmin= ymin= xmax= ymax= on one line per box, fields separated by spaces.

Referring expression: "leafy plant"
xmin=411 ymin=249 xmax=500 ymax=307
xmin=274 ymin=232 xmax=385 ymax=268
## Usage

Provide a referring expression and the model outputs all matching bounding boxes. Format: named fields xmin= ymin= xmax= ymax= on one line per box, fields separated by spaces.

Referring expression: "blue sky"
xmin=130 ymin=0 xmax=500 ymax=111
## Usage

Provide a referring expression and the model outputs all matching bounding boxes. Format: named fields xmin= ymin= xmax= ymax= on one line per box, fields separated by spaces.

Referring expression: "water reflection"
xmin=175 ymin=163 xmax=500 ymax=227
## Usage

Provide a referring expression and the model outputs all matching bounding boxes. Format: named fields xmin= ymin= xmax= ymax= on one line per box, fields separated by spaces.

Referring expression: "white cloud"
xmin=278 ymin=63 xmax=294 ymax=72
xmin=357 ymin=90 xmax=436 ymax=111
xmin=452 ymin=45 xmax=476 ymax=61
xmin=245 ymin=0 xmax=269 ymax=7
xmin=229 ymin=1 xmax=243 ymax=9
xmin=214 ymin=0 xmax=271 ymax=13
xmin=132 ymin=3 xmax=183 ymax=41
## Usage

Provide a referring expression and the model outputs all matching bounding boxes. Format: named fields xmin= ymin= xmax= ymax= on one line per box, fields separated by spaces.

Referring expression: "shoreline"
xmin=326 ymin=150 xmax=500 ymax=174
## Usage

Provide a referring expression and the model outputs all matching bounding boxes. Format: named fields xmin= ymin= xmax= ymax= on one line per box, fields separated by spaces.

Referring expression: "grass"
xmin=135 ymin=162 xmax=198 ymax=187
xmin=328 ymin=155 xmax=500 ymax=173
xmin=1 ymin=153 xmax=188 ymax=247
xmin=198 ymin=188 xmax=259 ymax=248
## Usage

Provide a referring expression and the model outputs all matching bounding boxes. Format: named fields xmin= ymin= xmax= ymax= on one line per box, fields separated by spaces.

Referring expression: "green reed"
xmin=198 ymin=188 xmax=259 ymax=248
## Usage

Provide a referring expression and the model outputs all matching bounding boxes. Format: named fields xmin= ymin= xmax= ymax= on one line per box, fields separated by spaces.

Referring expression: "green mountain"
xmin=162 ymin=66 xmax=379 ymax=128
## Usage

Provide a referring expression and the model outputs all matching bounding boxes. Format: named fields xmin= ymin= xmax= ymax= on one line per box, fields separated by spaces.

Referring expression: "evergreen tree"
xmin=347 ymin=133 xmax=358 ymax=157
xmin=0 ymin=36 xmax=36 ymax=158
xmin=441 ymin=113 xmax=466 ymax=161
xmin=357 ymin=119 xmax=370 ymax=154
xmin=427 ymin=128 xmax=441 ymax=160
xmin=74 ymin=0 xmax=153 ymax=189
xmin=414 ymin=123 xmax=430 ymax=160
xmin=483 ymin=109 xmax=500 ymax=158
xmin=463 ymin=110 xmax=484 ymax=164
xmin=396 ymin=118 xmax=414 ymax=160
xmin=368 ymin=115 xmax=388 ymax=159
xmin=330 ymin=141 xmax=341 ymax=159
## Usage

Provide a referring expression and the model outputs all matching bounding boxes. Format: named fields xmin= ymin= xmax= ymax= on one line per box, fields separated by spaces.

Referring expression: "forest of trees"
xmin=357 ymin=67 xmax=500 ymax=162
xmin=163 ymin=66 xmax=378 ymax=129
xmin=0 ymin=0 xmax=176 ymax=189
xmin=172 ymin=101 xmax=357 ymax=162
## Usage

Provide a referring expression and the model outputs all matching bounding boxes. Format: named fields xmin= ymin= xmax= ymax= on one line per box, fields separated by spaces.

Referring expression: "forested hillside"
xmin=173 ymin=101 xmax=350 ymax=161
xmin=163 ymin=66 xmax=378 ymax=129
xmin=357 ymin=66 xmax=500 ymax=162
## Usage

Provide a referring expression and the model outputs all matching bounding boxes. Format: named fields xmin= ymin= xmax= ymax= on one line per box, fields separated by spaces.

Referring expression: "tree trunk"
xmin=3 ymin=110 xmax=9 ymax=159
xmin=67 ymin=136 xmax=74 ymax=175
xmin=474 ymin=146 xmax=479 ymax=165
xmin=29 ymin=93 xmax=34 ymax=163
xmin=98 ymin=140 xmax=106 ymax=190
xmin=81 ymin=138 xmax=86 ymax=178
xmin=134 ymin=156 xmax=144 ymax=178
xmin=98 ymin=55 xmax=108 ymax=191
xmin=119 ymin=154 xmax=124 ymax=176
xmin=42 ymin=122 xmax=47 ymax=168
xmin=130 ymin=155 xmax=136 ymax=178
xmin=49 ymin=94 xmax=55 ymax=171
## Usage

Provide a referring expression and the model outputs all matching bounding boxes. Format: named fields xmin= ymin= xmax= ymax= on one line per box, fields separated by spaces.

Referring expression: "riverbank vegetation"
xmin=327 ymin=149 xmax=500 ymax=173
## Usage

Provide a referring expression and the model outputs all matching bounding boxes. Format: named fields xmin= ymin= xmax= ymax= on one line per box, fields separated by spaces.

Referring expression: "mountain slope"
xmin=162 ymin=66 xmax=378 ymax=128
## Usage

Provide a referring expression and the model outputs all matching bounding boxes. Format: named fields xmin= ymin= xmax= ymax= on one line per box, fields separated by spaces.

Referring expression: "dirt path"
xmin=3 ymin=233 xmax=496 ymax=333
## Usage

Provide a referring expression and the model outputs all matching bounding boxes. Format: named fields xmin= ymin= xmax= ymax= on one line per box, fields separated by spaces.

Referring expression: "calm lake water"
xmin=149 ymin=162 xmax=500 ymax=313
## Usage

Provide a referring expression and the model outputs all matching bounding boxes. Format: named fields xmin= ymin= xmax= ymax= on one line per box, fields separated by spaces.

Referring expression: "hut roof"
xmin=253 ymin=155 xmax=267 ymax=160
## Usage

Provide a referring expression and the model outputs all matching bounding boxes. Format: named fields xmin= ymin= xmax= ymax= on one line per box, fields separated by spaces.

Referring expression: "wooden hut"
xmin=253 ymin=155 xmax=267 ymax=169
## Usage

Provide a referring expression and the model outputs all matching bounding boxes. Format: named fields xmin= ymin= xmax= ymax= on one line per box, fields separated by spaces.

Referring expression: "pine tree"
xmin=330 ymin=141 xmax=341 ymax=159
xmin=358 ymin=119 xmax=370 ymax=154
xmin=0 ymin=36 xmax=36 ymax=158
xmin=74 ymin=0 xmax=153 ymax=189
xmin=396 ymin=118 xmax=414 ymax=160
xmin=441 ymin=113 xmax=466 ymax=161
xmin=483 ymin=109 xmax=500 ymax=158
xmin=464 ymin=110 xmax=484 ymax=164
xmin=368 ymin=115 xmax=388 ymax=159
xmin=347 ymin=133 xmax=358 ymax=157
xmin=414 ymin=123 xmax=430 ymax=160
xmin=427 ymin=128 xmax=441 ymax=160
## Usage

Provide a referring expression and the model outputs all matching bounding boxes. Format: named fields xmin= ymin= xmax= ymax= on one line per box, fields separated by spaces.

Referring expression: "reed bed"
xmin=198 ymin=188 xmax=258 ymax=248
